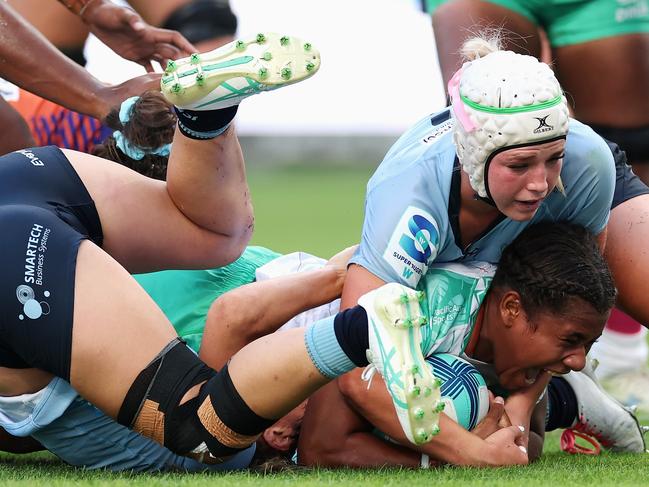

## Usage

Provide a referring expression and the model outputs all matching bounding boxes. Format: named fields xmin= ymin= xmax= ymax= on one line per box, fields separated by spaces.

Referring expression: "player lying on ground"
xmin=0 ymin=246 xmax=353 ymax=471
xmin=333 ymin=31 xmax=649 ymax=463
xmin=300 ymin=222 xmax=646 ymax=467
xmin=0 ymin=33 xmax=410 ymax=466
xmin=2 ymin=224 xmax=643 ymax=469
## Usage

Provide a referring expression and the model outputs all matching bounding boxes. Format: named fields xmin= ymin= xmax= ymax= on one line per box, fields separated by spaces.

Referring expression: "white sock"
xmin=589 ymin=327 xmax=648 ymax=379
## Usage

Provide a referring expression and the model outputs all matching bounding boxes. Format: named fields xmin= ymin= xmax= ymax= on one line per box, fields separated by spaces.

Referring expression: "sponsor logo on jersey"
xmin=421 ymin=119 xmax=453 ymax=145
xmin=615 ymin=0 xmax=648 ymax=22
xmin=17 ymin=223 xmax=52 ymax=320
xmin=15 ymin=149 xmax=45 ymax=167
xmin=532 ymin=115 xmax=553 ymax=134
xmin=383 ymin=206 xmax=439 ymax=286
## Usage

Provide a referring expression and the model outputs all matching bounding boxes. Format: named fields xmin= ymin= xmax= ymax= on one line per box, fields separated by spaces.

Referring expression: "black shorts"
xmin=162 ymin=0 xmax=237 ymax=44
xmin=608 ymin=140 xmax=649 ymax=209
xmin=0 ymin=146 xmax=102 ymax=380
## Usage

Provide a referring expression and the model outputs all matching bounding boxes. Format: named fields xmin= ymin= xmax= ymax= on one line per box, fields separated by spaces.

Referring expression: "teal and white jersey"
xmin=351 ymin=109 xmax=615 ymax=287
xmin=418 ymin=261 xmax=495 ymax=357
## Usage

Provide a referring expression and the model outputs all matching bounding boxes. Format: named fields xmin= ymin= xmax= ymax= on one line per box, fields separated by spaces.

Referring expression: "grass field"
xmin=248 ymin=164 xmax=374 ymax=257
xmin=1 ymin=165 xmax=648 ymax=485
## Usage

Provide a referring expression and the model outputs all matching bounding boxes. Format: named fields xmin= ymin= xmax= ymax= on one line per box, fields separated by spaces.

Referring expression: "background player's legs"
xmin=432 ymin=0 xmax=542 ymax=88
xmin=599 ymin=195 xmax=649 ymax=410
xmin=554 ymin=36 xmax=649 ymax=408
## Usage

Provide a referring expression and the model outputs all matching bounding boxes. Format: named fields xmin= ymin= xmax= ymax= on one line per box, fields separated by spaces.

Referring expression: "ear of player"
xmin=359 ymin=283 xmax=443 ymax=445
xmin=161 ymin=33 xmax=321 ymax=110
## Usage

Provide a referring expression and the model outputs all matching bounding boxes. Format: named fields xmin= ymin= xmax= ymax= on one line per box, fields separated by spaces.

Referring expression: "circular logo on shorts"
xmin=15 ymin=285 xmax=50 ymax=320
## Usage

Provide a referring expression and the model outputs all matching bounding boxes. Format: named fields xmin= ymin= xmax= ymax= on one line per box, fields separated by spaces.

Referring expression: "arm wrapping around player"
xmin=337 ymin=369 xmax=528 ymax=467
xmin=200 ymin=247 xmax=356 ymax=370
xmin=298 ymin=382 xmax=422 ymax=468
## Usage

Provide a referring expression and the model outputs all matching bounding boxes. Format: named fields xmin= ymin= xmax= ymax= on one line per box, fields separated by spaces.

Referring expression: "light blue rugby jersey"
xmin=351 ymin=109 xmax=616 ymax=287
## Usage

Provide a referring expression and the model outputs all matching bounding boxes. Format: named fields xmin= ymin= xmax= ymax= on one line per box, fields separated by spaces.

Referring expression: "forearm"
xmin=339 ymin=371 xmax=489 ymax=466
xmin=200 ymin=266 xmax=343 ymax=369
xmin=235 ymin=266 xmax=344 ymax=326
xmin=340 ymin=264 xmax=386 ymax=310
xmin=0 ymin=3 xmax=107 ymax=117
xmin=504 ymin=375 xmax=550 ymax=450
xmin=303 ymin=430 xmax=421 ymax=469
xmin=299 ymin=384 xmax=423 ymax=469
xmin=527 ymin=395 xmax=547 ymax=462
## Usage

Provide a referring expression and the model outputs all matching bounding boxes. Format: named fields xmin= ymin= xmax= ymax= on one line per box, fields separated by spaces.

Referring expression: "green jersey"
xmin=134 ymin=246 xmax=280 ymax=352
xmin=419 ymin=262 xmax=495 ymax=357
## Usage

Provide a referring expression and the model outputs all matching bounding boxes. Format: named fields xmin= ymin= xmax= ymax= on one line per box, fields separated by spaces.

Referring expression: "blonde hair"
xmin=460 ymin=34 xmax=502 ymax=62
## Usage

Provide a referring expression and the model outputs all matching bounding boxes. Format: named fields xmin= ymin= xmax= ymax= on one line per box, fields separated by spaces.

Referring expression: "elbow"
xmin=198 ymin=225 xmax=251 ymax=269
xmin=218 ymin=231 xmax=250 ymax=266
xmin=338 ymin=372 xmax=366 ymax=409
xmin=206 ymin=293 xmax=258 ymax=341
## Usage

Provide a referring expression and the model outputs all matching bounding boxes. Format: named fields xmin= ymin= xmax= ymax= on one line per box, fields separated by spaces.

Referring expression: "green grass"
xmin=1 ymin=433 xmax=648 ymax=486
xmin=2 ymin=166 xmax=649 ymax=484
xmin=248 ymin=165 xmax=374 ymax=257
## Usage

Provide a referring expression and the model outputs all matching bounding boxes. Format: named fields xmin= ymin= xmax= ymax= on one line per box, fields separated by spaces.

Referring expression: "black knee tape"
xmin=162 ymin=0 xmax=238 ymax=44
xmin=117 ymin=338 xmax=215 ymax=449
xmin=191 ymin=364 xmax=275 ymax=456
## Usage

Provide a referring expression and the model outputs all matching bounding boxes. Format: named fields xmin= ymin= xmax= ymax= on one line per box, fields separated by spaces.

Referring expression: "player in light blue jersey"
xmin=349 ymin=41 xmax=613 ymax=288
xmin=302 ymin=222 xmax=646 ymax=467
xmin=5 ymin=223 xmax=640 ymax=469
xmin=310 ymin=35 xmax=636 ymax=466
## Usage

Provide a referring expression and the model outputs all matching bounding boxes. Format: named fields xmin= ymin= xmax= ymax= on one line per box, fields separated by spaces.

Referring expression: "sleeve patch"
xmin=383 ymin=206 xmax=440 ymax=286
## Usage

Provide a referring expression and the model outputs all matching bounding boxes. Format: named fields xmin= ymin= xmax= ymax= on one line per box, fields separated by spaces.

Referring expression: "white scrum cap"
xmin=448 ymin=49 xmax=569 ymax=198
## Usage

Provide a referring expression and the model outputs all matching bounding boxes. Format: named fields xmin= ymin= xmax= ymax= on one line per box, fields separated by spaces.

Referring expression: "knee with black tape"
xmin=118 ymin=338 xmax=274 ymax=458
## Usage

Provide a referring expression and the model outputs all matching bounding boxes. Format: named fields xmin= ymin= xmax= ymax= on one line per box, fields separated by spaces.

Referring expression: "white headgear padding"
xmin=449 ymin=50 xmax=569 ymax=198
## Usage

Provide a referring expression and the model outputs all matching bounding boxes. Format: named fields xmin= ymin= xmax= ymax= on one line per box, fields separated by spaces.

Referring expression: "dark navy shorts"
xmin=608 ymin=140 xmax=649 ymax=209
xmin=0 ymin=146 xmax=102 ymax=380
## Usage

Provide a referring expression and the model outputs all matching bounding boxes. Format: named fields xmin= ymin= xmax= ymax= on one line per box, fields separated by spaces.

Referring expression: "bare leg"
xmin=226 ymin=329 xmax=329 ymax=420
xmin=604 ymin=195 xmax=649 ymax=325
xmin=70 ymin=241 xmax=177 ymax=416
xmin=69 ymin=244 xmax=341 ymax=425
xmin=64 ymin=124 xmax=253 ymax=273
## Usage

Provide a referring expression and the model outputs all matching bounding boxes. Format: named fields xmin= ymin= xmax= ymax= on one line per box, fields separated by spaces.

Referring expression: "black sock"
xmin=333 ymin=306 xmax=370 ymax=367
xmin=174 ymin=105 xmax=238 ymax=140
xmin=545 ymin=376 xmax=578 ymax=431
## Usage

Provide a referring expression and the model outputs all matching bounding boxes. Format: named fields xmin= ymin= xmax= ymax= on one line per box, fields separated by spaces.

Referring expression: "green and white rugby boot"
xmin=161 ymin=33 xmax=320 ymax=110
xmin=358 ymin=283 xmax=442 ymax=445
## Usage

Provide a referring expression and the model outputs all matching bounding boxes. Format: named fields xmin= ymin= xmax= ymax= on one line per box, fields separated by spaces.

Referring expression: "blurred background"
xmin=77 ymin=0 xmax=447 ymax=257
xmin=4 ymin=0 xmax=445 ymax=256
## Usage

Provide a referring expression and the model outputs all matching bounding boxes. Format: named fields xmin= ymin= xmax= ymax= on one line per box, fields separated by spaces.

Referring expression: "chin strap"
xmin=473 ymin=192 xmax=497 ymax=207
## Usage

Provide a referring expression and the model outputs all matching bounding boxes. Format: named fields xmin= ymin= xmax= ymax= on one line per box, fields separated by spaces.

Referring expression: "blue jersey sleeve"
xmin=351 ymin=166 xmax=445 ymax=288
xmin=549 ymin=121 xmax=615 ymax=234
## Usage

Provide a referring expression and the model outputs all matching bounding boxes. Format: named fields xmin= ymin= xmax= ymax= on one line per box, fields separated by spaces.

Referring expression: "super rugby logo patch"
xmin=383 ymin=206 xmax=439 ymax=286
